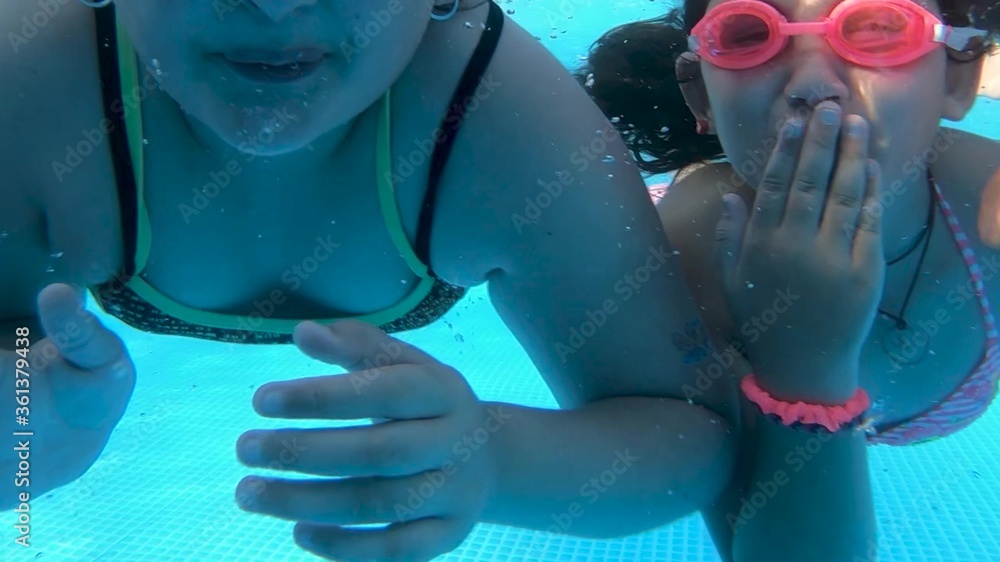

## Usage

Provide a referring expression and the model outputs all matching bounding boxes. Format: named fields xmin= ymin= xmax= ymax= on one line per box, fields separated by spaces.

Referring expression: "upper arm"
xmin=459 ymin=24 xmax=737 ymax=419
xmin=0 ymin=1 xmax=118 ymax=322
xmin=0 ymin=4 xmax=58 ymax=322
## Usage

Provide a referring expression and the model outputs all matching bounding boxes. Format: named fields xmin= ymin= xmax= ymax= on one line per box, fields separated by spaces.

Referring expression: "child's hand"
xmin=235 ymin=319 xmax=495 ymax=562
xmin=2 ymin=283 xmax=136 ymax=507
xmin=714 ymin=102 xmax=884 ymax=402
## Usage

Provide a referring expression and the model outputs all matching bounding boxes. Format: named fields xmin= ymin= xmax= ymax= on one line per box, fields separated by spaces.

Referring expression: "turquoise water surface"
xmin=5 ymin=1 xmax=999 ymax=561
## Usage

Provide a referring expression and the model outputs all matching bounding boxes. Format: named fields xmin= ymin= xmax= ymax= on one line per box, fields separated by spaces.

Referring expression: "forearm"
xmin=481 ymin=396 xmax=737 ymax=538
xmin=732 ymin=365 xmax=876 ymax=562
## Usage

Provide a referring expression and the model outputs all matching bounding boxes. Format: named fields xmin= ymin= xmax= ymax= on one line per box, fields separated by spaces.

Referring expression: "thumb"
xmin=37 ymin=283 xmax=126 ymax=371
xmin=715 ymin=193 xmax=748 ymax=279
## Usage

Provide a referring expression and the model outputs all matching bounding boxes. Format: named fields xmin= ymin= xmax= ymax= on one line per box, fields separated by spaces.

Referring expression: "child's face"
xmin=114 ymin=0 xmax=433 ymax=155
xmin=698 ymin=0 xmax=963 ymax=192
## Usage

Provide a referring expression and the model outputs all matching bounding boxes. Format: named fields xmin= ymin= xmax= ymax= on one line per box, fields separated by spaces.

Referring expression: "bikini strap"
xmin=94 ymin=4 xmax=139 ymax=281
xmin=414 ymin=0 xmax=504 ymax=271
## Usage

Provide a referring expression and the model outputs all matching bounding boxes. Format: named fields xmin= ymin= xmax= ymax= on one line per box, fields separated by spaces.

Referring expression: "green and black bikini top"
xmin=89 ymin=2 xmax=504 ymax=343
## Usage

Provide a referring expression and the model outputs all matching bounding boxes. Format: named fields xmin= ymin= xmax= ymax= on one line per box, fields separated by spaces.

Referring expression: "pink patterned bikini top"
xmin=866 ymin=181 xmax=1000 ymax=446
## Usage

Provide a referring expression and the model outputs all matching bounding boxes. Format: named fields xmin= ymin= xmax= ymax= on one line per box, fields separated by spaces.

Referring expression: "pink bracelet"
xmin=740 ymin=374 xmax=871 ymax=432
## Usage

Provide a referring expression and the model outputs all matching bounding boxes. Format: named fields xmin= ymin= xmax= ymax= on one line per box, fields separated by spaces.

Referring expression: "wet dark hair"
xmin=576 ymin=0 xmax=1000 ymax=175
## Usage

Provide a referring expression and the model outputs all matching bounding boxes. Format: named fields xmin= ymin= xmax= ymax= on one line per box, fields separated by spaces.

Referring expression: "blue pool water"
xmin=5 ymin=1 xmax=999 ymax=561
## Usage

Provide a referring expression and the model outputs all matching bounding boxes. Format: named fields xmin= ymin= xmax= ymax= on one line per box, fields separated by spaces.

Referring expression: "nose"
xmin=782 ymin=37 xmax=850 ymax=111
xmin=245 ymin=0 xmax=318 ymax=22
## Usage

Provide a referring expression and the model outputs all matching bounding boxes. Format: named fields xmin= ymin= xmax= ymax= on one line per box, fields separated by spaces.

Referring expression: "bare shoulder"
xmin=428 ymin=9 xmax=668 ymax=283
xmin=931 ymin=127 xmax=998 ymax=243
xmin=658 ymin=162 xmax=751 ymax=342
xmin=0 ymin=1 xmax=121 ymax=321
xmin=933 ymin=126 xmax=999 ymax=198
xmin=657 ymin=162 xmax=741 ymax=273
xmin=930 ymin=127 xmax=1000 ymax=302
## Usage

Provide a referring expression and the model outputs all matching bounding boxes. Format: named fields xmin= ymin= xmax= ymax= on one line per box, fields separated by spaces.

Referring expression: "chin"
xmin=231 ymin=135 xmax=311 ymax=157
xmin=207 ymin=101 xmax=320 ymax=156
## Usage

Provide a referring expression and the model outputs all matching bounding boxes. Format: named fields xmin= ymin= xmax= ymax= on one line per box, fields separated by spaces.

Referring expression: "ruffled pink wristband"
xmin=740 ymin=374 xmax=871 ymax=432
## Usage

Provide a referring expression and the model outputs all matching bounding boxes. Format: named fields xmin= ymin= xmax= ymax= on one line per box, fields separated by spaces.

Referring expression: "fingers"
xmin=236 ymin=470 xmax=456 ymax=524
xmin=852 ymin=160 xmax=885 ymax=268
xmin=295 ymin=518 xmax=470 ymax=562
xmin=237 ymin=419 xmax=453 ymax=477
xmin=252 ymin=364 xmax=454 ymax=420
xmin=820 ymin=115 xmax=870 ymax=244
xmin=750 ymin=117 xmax=805 ymax=231
xmin=715 ymin=192 xmax=748 ymax=277
xmin=36 ymin=283 xmax=127 ymax=371
xmin=294 ymin=319 xmax=437 ymax=370
xmin=783 ymin=101 xmax=843 ymax=230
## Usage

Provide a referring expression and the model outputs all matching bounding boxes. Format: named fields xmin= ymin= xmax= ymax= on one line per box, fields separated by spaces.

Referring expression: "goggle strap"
xmin=940 ymin=26 xmax=990 ymax=51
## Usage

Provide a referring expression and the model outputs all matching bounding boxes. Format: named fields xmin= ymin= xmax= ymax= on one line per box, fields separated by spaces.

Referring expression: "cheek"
xmin=859 ymin=72 xmax=946 ymax=162
xmin=705 ymin=76 xmax=780 ymax=177
xmin=336 ymin=19 xmax=427 ymax=90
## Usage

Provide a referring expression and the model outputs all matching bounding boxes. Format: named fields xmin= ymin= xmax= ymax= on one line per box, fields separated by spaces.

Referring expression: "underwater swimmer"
xmin=583 ymin=0 xmax=1000 ymax=560
xmin=0 ymin=0 xmax=739 ymax=560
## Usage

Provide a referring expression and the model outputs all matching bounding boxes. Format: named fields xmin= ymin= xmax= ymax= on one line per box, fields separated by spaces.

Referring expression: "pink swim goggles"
xmin=688 ymin=0 xmax=989 ymax=69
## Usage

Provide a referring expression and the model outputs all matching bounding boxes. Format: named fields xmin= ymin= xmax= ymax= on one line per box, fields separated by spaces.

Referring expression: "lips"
xmin=222 ymin=48 xmax=327 ymax=83
xmin=224 ymin=48 xmax=326 ymax=65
